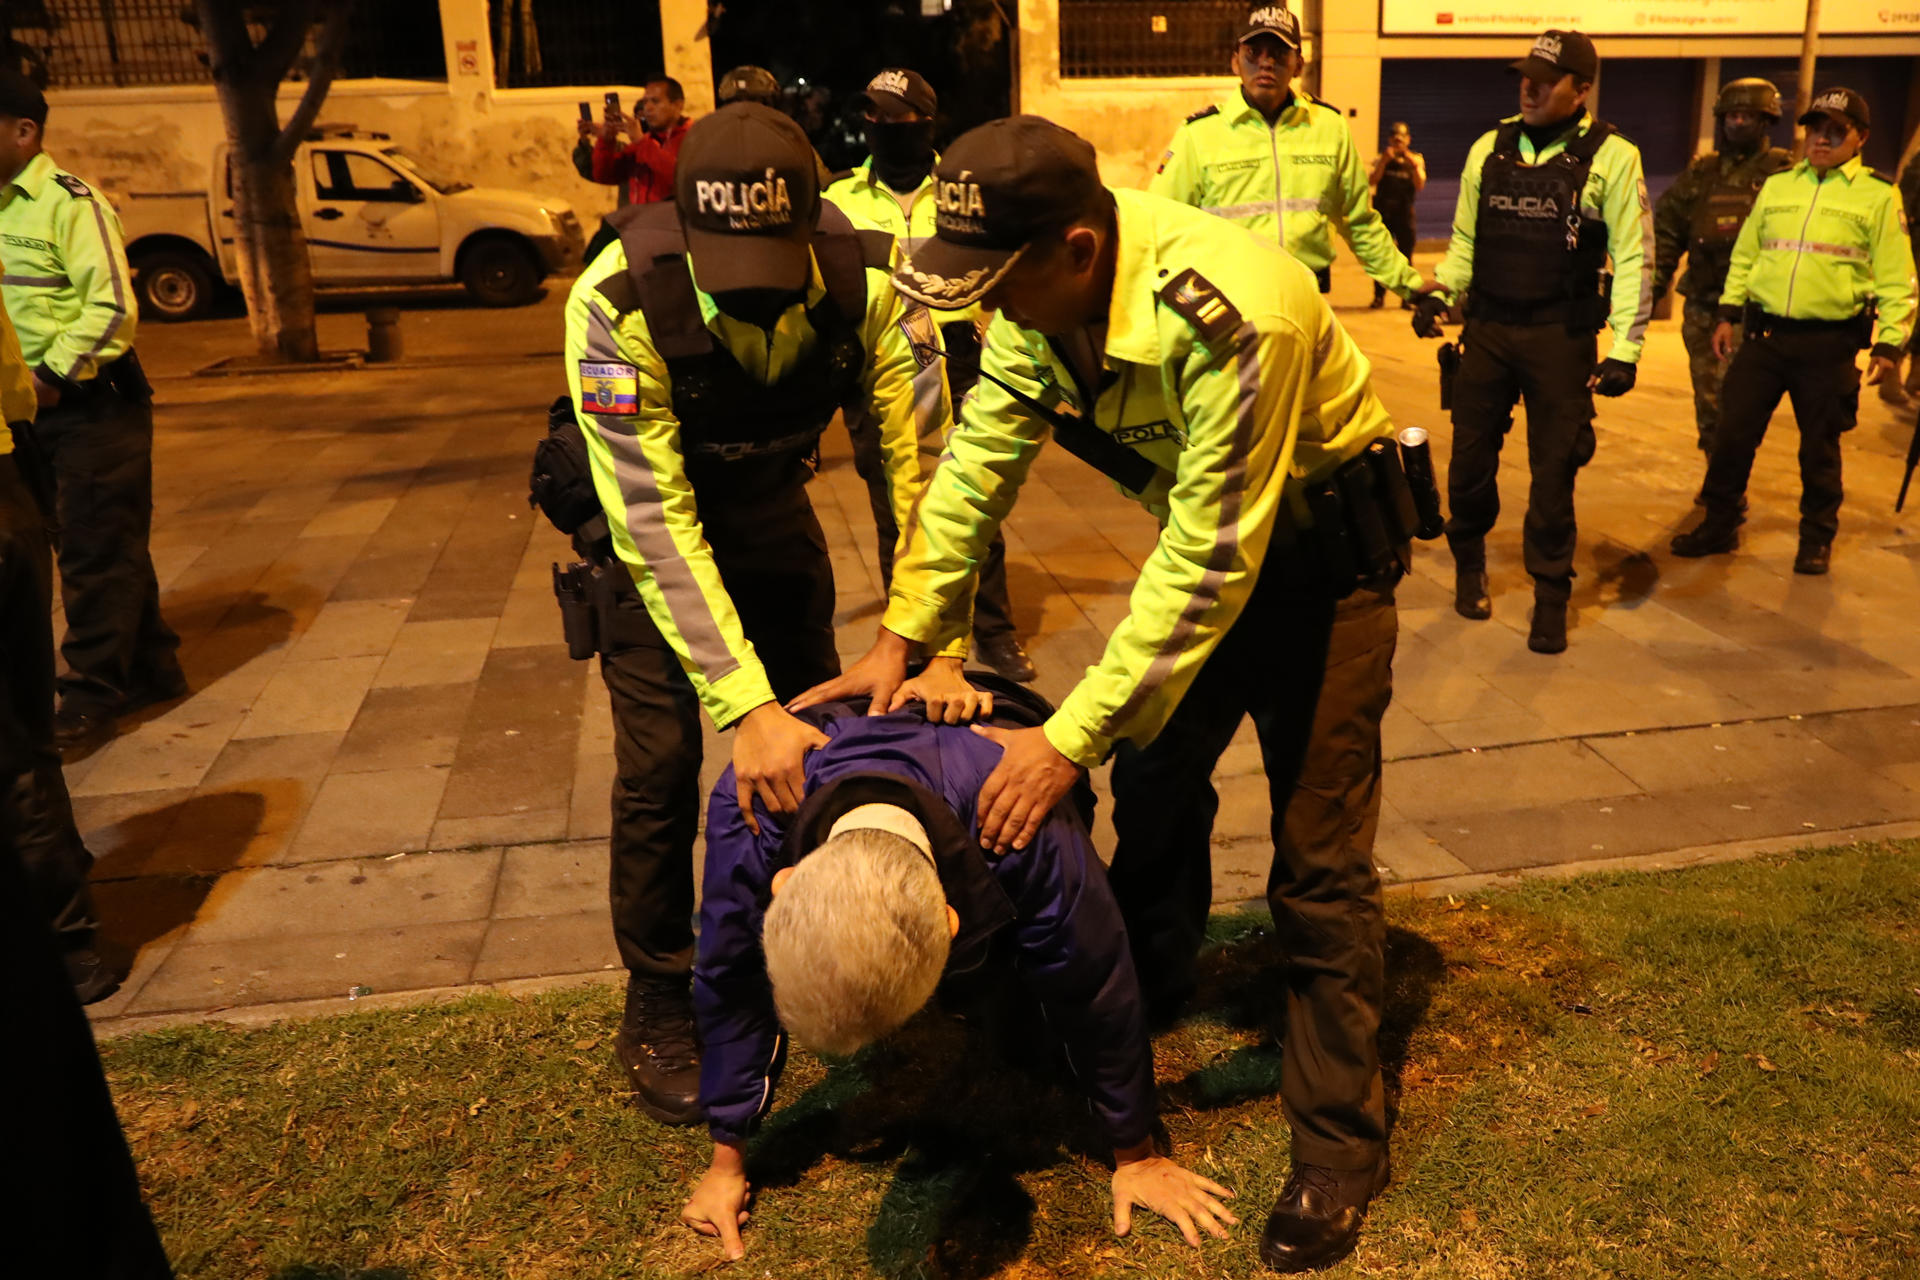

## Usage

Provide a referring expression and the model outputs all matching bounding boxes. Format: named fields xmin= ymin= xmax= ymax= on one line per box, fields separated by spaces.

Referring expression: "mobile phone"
xmin=603 ymin=91 xmax=621 ymax=119
xmin=578 ymin=101 xmax=592 ymax=122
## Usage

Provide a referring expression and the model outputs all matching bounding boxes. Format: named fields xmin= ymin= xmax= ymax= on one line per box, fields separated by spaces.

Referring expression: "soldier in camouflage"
xmin=1652 ymin=79 xmax=1791 ymax=462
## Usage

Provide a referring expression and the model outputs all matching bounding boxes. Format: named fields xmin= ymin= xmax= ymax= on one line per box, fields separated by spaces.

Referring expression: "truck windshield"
xmin=381 ymin=147 xmax=472 ymax=195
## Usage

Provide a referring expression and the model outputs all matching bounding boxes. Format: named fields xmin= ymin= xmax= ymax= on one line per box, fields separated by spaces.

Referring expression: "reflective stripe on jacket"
xmin=1148 ymin=90 xmax=1422 ymax=295
xmin=1434 ymin=113 xmax=1656 ymax=363
xmin=1720 ymin=156 xmax=1917 ymax=355
xmin=884 ymin=188 xmax=1396 ymax=766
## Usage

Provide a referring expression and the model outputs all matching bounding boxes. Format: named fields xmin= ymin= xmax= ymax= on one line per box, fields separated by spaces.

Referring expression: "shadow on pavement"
xmin=90 ymin=791 xmax=270 ymax=966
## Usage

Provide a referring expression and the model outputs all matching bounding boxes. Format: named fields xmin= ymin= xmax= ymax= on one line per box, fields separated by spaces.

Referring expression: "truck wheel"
xmin=135 ymin=250 xmax=215 ymax=322
xmin=460 ymin=237 xmax=542 ymax=307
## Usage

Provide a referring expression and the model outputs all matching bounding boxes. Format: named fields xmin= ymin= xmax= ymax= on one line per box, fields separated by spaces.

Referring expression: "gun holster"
xmin=552 ymin=561 xmax=599 ymax=661
xmin=1297 ymin=442 xmax=1431 ymax=597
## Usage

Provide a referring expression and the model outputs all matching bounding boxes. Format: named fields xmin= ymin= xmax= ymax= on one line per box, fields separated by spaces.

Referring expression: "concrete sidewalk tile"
xmin=232 ymin=655 xmax=382 ymax=740
xmin=302 ymin=495 xmax=400 ymax=539
xmin=1428 ymin=710 xmax=1555 ymax=751
xmin=1383 ymin=705 xmax=1450 ymax=760
xmin=81 ymin=934 xmax=180 ymax=1023
xmin=430 ymin=809 xmax=570 ymax=850
xmin=436 ymin=645 xmax=586 ymax=821
xmin=1805 ymin=704 xmax=1920 ymax=767
xmin=1588 ymin=720 xmax=1851 ymax=793
xmin=201 ymin=731 xmax=345 ymax=789
xmin=1210 ymin=839 xmax=1268 ymax=904
xmin=145 ymin=780 xmax=314 ymax=874
xmin=1422 ymin=792 xmax=1724 ymax=874
xmin=186 ymin=848 xmax=501 ymax=943
xmin=69 ymin=705 xmax=246 ymax=797
xmin=290 ymin=598 xmax=413 ymax=661
xmin=76 ymin=788 xmax=196 ymax=877
xmin=1374 ymin=823 xmax=1472 ymax=883
xmin=329 ymin=549 xmax=443 ymax=603
xmin=284 ymin=765 xmax=451 ymax=862
xmin=1388 ymin=739 xmax=1642 ymax=821
xmin=568 ymin=750 xmax=615 ymax=840
xmin=333 ymin=683 xmax=477 ymax=774
xmin=1663 ymin=769 xmax=1920 ymax=845
xmin=494 ymin=841 xmax=607 ymax=919
xmin=493 ymin=582 xmax=566 ymax=649
xmin=472 ymin=911 xmax=618 ymax=982
xmin=372 ymin=617 xmax=498 ymax=688
xmin=126 ymin=920 xmax=488 ymax=1014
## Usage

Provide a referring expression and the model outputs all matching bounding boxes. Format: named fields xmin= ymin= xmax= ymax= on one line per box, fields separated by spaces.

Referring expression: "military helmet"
xmin=1715 ymin=78 xmax=1782 ymax=119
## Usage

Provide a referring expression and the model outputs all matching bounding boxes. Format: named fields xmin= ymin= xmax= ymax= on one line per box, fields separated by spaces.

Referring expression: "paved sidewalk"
xmin=75 ymin=267 xmax=1920 ymax=1030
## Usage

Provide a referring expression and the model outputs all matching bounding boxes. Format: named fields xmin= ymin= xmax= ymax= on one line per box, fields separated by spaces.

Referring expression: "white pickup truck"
xmin=120 ymin=127 xmax=587 ymax=320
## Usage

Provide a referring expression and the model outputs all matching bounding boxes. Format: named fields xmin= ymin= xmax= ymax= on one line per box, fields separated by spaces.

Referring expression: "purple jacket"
xmin=693 ymin=696 xmax=1155 ymax=1149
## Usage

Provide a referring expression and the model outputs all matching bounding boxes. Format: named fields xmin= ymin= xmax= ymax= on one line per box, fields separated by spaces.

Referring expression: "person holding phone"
xmin=576 ymin=78 xmax=689 ymax=208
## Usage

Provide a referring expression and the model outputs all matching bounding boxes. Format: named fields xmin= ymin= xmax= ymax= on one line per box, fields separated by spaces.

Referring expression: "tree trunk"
xmin=196 ymin=0 xmax=350 ymax=363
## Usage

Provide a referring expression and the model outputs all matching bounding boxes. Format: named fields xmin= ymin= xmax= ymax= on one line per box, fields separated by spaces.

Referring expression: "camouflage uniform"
xmin=1654 ymin=145 xmax=1792 ymax=453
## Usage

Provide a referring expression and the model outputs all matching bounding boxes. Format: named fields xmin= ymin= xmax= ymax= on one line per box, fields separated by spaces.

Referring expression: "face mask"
xmin=867 ymin=118 xmax=936 ymax=182
xmin=711 ymin=287 xmax=803 ymax=329
xmin=1720 ymin=116 xmax=1769 ymax=152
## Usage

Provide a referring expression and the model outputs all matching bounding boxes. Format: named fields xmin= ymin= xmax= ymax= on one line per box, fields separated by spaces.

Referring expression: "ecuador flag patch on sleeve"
xmin=579 ymin=361 xmax=640 ymax=415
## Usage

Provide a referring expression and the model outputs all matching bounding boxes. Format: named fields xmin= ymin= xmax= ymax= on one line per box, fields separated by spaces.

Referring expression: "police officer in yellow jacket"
xmin=0 ymin=292 xmax=117 ymax=1004
xmin=1412 ymin=30 xmax=1654 ymax=654
xmin=1671 ymin=88 xmax=1917 ymax=574
xmin=802 ymin=116 xmax=1411 ymax=1271
xmin=824 ymin=68 xmax=1036 ymax=683
xmin=0 ymin=71 xmax=182 ymax=751
xmin=1150 ymin=5 xmax=1421 ymax=301
xmin=560 ymin=104 xmax=954 ymax=1125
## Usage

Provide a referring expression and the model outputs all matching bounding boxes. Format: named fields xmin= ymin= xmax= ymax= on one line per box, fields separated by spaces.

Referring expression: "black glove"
xmin=1411 ymin=292 xmax=1450 ymax=339
xmin=1592 ymin=358 xmax=1636 ymax=398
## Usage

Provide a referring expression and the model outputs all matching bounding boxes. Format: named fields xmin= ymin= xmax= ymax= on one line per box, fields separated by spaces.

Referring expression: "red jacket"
xmin=591 ymin=116 xmax=689 ymax=205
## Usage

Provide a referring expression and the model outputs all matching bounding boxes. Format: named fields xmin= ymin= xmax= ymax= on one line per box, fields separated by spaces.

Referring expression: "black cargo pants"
xmin=597 ymin=463 xmax=839 ymax=980
xmin=0 ymin=454 xmax=100 ymax=954
xmin=1106 ymin=562 xmax=1399 ymax=1172
xmin=1443 ymin=319 xmax=1599 ymax=598
xmin=1699 ymin=326 xmax=1859 ymax=546
xmin=40 ymin=386 xmax=181 ymax=712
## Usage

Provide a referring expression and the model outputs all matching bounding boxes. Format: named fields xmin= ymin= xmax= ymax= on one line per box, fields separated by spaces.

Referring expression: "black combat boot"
xmin=1258 ymin=1157 xmax=1390 ymax=1273
xmin=615 ymin=973 xmax=702 ymax=1125
xmin=975 ymin=631 xmax=1037 ymax=683
xmin=1528 ymin=592 xmax=1569 ymax=655
xmin=1453 ymin=562 xmax=1492 ymax=620
xmin=1670 ymin=510 xmax=1742 ymax=558
xmin=1793 ymin=540 xmax=1831 ymax=576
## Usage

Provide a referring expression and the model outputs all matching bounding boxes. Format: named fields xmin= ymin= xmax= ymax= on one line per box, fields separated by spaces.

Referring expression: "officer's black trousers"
xmin=1700 ymin=328 xmax=1857 ymax=545
xmin=1107 ymin=568 xmax=1398 ymax=1172
xmin=1 ymin=833 xmax=172 ymax=1279
xmin=598 ymin=470 xmax=839 ymax=980
xmin=1444 ymin=319 xmax=1598 ymax=596
xmin=0 ymin=455 xmax=99 ymax=954
xmin=40 ymin=389 xmax=181 ymax=712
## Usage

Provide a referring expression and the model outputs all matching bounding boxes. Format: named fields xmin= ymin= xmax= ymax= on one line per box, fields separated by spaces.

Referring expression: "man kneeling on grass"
xmin=679 ymin=677 xmax=1236 ymax=1258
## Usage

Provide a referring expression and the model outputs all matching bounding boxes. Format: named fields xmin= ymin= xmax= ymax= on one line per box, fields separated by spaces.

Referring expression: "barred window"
xmin=1060 ymin=0 xmax=1246 ymax=79
xmin=488 ymin=0 xmax=664 ymax=90
xmin=4 ymin=0 xmax=445 ymax=90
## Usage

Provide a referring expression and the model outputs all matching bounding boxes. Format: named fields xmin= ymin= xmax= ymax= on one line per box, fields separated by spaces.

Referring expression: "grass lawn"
xmin=104 ymin=841 xmax=1920 ymax=1279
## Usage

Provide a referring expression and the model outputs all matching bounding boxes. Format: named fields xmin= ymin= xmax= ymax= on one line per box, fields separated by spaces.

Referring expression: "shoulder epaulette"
xmin=1158 ymin=268 xmax=1242 ymax=346
xmin=827 ymin=168 xmax=854 ymax=187
xmin=1308 ymin=93 xmax=1338 ymax=114
xmin=1184 ymin=104 xmax=1220 ymax=125
xmin=51 ymin=172 xmax=92 ymax=199
xmin=1868 ymin=168 xmax=1896 ymax=185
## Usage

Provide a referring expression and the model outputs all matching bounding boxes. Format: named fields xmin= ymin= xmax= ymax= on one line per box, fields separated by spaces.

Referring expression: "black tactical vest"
xmin=595 ymin=201 xmax=893 ymax=464
xmin=1473 ymin=118 xmax=1615 ymax=307
xmin=1687 ymin=151 xmax=1789 ymax=293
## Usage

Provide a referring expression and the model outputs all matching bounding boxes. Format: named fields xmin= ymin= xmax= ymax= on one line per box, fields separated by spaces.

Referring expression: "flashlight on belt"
xmin=1395 ymin=427 xmax=1447 ymax=541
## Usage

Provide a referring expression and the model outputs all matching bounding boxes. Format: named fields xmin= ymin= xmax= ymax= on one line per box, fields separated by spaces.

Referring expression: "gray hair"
xmin=761 ymin=827 xmax=950 ymax=1056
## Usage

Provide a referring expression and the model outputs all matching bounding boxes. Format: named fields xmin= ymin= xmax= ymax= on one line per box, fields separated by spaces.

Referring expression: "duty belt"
xmin=1744 ymin=306 xmax=1870 ymax=346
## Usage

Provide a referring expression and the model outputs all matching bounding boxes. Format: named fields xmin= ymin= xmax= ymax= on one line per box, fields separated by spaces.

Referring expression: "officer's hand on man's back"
xmin=1589 ymin=358 xmax=1636 ymax=398
xmin=733 ymin=703 xmax=830 ymax=834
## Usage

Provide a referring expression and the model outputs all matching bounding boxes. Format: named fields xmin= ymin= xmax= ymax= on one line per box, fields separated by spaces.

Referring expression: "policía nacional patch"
xmin=579 ymin=361 xmax=639 ymax=415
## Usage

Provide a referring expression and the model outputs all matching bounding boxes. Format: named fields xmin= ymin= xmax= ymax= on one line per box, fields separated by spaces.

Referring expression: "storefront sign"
xmin=1383 ymin=0 xmax=1920 ymax=35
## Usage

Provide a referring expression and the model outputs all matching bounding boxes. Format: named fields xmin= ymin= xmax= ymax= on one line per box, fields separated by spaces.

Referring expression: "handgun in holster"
xmin=103 ymin=351 xmax=154 ymax=404
xmin=1298 ymin=433 xmax=1446 ymax=595
xmin=552 ymin=561 xmax=599 ymax=661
